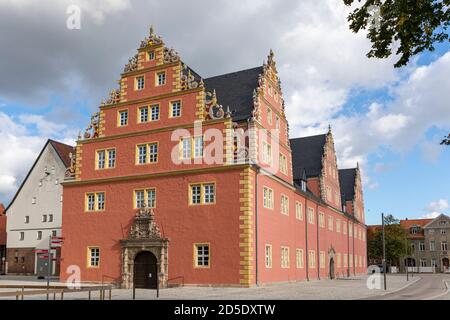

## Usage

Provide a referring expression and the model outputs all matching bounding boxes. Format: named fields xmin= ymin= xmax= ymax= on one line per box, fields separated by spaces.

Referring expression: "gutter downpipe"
xmin=254 ymin=164 xmax=260 ymax=287
xmin=317 ymin=202 xmax=320 ymax=280
xmin=305 ymin=200 xmax=309 ymax=281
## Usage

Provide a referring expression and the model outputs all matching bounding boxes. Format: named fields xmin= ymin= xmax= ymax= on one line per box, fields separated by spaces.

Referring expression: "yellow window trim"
xmin=169 ymin=99 xmax=182 ymax=118
xmin=147 ymin=50 xmax=155 ymax=61
xmin=155 ymin=70 xmax=167 ymax=87
xmin=137 ymin=104 xmax=161 ymax=124
xmin=117 ymin=109 xmax=129 ymax=127
xmin=179 ymin=135 xmax=204 ymax=160
xmin=193 ymin=243 xmax=211 ymax=269
xmin=87 ymin=246 xmax=100 ymax=269
xmin=133 ymin=187 xmax=157 ymax=209
xmin=84 ymin=192 xmax=106 ymax=212
xmin=95 ymin=148 xmax=116 ymax=170
xmin=281 ymin=246 xmax=290 ymax=269
xmin=134 ymin=75 xmax=145 ymax=91
xmin=188 ymin=182 xmax=216 ymax=206
xmin=265 ymin=244 xmax=273 ymax=269
xmin=135 ymin=141 xmax=159 ymax=165
xmin=263 ymin=186 xmax=274 ymax=210
xmin=281 ymin=194 xmax=289 ymax=216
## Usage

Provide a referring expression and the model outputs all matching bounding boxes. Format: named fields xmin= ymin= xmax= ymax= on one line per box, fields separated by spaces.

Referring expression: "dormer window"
xmin=411 ymin=226 xmax=420 ymax=234
xmin=148 ymin=51 xmax=155 ymax=61
xmin=301 ymin=180 xmax=307 ymax=192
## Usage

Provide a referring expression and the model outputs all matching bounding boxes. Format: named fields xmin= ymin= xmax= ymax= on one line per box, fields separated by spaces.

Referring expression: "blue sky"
xmin=0 ymin=0 xmax=448 ymax=225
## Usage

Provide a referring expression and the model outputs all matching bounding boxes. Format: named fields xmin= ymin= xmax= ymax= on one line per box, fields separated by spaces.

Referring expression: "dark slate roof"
xmin=204 ymin=67 xmax=263 ymax=122
xmin=290 ymin=134 xmax=327 ymax=179
xmin=339 ymin=168 xmax=357 ymax=201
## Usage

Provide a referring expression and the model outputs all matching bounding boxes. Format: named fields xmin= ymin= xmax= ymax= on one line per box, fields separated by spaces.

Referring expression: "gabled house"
xmin=338 ymin=165 xmax=365 ymax=224
xmin=290 ymin=128 xmax=343 ymax=212
xmin=5 ymin=139 xmax=74 ymax=275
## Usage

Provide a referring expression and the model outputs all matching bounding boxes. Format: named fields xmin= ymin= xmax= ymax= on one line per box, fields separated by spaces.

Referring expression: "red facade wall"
xmin=61 ymin=168 xmax=243 ymax=285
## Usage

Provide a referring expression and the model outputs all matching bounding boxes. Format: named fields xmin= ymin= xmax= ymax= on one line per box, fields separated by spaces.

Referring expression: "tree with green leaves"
xmin=343 ymin=0 xmax=450 ymax=145
xmin=343 ymin=0 xmax=450 ymax=68
xmin=368 ymin=214 xmax=410 ymax=267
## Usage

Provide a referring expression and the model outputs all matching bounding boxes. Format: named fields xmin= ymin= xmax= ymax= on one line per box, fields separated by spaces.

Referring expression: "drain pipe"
xmin=305 ymin=200 xmax=309 ymax=281
xmin=254 ymin=165 xmax=260 ymax=286
xmin=316 ymin=203 xmax=320 ymax=280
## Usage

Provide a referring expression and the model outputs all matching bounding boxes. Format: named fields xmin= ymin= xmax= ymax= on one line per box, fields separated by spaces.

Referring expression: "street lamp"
xmin=382 ymin=213 xmax=387 ymax=291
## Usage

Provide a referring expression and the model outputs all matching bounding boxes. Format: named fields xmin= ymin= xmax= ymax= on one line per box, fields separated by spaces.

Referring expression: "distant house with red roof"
xmin=368 ymin=215 xmax=450 ymax=272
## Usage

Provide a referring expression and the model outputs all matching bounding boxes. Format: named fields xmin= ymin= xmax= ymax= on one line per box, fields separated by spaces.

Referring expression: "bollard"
xmin=21 ymin=287 xmax=24 ymax=300
xmin=53 ymin=292 xmax=56 ymax=300
xmin=88 ymin=290 xmax=91 ymax=300
xmin=109 ymin=288 xmax=112 ymax=300
xmin=61 ymin=290 xmax=64 ymax=300
xmin=99 ymin=289 xmax=102 ymax=300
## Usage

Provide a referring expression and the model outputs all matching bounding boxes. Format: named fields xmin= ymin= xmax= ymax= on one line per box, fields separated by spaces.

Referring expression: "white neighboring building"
xmin=5 ymin=140 xmax=74 ymax=275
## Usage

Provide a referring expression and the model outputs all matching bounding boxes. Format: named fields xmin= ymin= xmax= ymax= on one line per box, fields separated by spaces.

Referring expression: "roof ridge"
xmin=205 ymin=66 xmax=263 ymax=81
xmin=290 ymin=133 xmax=327 ymax=141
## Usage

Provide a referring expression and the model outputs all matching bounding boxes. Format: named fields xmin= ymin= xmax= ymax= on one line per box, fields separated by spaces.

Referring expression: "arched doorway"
xmin=443 ymin=258 xmax=449 ymax=273
xmin=134 ymin=251 xmax=158 ymax=289
xmin=329 ymin=258 xmax=335 ymax=280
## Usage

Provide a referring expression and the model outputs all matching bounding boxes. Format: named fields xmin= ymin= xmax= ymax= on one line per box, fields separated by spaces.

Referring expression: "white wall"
xmin=6 ymin=143 xmax=65 ymax=250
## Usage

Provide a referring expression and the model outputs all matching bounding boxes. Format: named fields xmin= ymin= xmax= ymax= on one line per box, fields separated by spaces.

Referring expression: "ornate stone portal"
xmin=120 ymin=207 xmax=169 ymax=289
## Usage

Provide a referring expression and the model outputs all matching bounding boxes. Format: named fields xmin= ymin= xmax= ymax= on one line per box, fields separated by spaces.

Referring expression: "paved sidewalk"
xmin=0 ymin=274 xmax=419 ymax=300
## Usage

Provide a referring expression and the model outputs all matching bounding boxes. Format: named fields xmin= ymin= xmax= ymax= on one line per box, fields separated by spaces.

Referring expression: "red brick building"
xmin=60 ymin=27 xmax=367 ymax=287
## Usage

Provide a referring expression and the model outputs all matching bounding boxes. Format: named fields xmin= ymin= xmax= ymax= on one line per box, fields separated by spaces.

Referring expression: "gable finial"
xmin=267 ymin=49 xmax=275 ymax=68
xmin=328 ymin=124 xmax=332 ymax=134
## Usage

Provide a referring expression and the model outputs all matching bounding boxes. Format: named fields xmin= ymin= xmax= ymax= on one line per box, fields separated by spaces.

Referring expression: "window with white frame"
xmin=42 ymin=215 xmax=47 ymax=222
xmin=135 ymin=189 xmax=156 ymax=209
xmin=265 ymin=245 xmax=272 ymax=268
xmin=19 ymin=232 xmax=25 ymax=241
xmin=262 ymin=142 xmax=272 ymax=164
xmin=337 ymin=253 xmax=341 ymax=268
xmin=157 ymin=72 xmax=166 ymax=86
xmin=336 ymin=219 xmax=341 ymax=233
xmin=136 ymin=143 xmax=158 ymax=164
xmin=279 ymin=154 xmax=288 ymax=175
xmin=442 ymin=241 xmax=448 ymax=251
xmin=328 ymin=215 xmax=334 ymax=231
xmin=49 ymin=214 xmax=53 ymax=222
xmin=171 ymin=101 xmax=181 ymax=117
xmin=37 ymin=231 xmax=42 ymax=240
xmin=296 ymin=249 xmax=304 ymax=268
xmin=263 ymin=187 xmax=274 ymax=209
xmin=97 ymin=149 xmax=116 ymax=169
xmin=419 ymin=242 xmax=425 ymax=251
xmin=194 ymin=136 xmax=204 ymax=158
xmin=150 ymin=104 xmax=160 ymax=121
xmin=420 ymin=259 xmax=427 ymax=267
xmin=88 ymin=247 xmax=100 ymax=268
xmin=320 ymin=251 xmax=325 ymax=269
xmin=86 ymin=192 xmax=105 ymax=212
xmin=194 ymin=244 xmax=210 ymax=268
xmin=281 ymin=247 xmax=290 ymax=268
xmin=139 ymin=106 xmax=149 ymax=123
xmin=118 ymin=110 xmax=128 ymax=126
xmin=190 ymin=183 xmax=215 ymax=205
xmin=281 ymin=195 xmax=289 ymax=215
xmin=136 ymin=76 xmax=145 ymax=90
xmin=319 ymin=212 xmax=325 ymax=228
xmin=308 ymin=207 xmax=315 ymax=224
xmin=309 ymin=250 xmax=316 ymax=268
xmin=24 ymin=216 xmax=30 ymax=224
xmin=343 ymin=221 xmax=347 ymax=235
xmin=295 ymin=202 xmax=303 ymax=220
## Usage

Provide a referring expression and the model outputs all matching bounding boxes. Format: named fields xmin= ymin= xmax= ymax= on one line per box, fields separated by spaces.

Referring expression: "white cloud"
xmin=425 ymin=199 xmax=449 ymax=213
xmin=422 ymin=199 xmax=449 ymax=219
xmin=0 ymin=111 xmax=76 ymax=203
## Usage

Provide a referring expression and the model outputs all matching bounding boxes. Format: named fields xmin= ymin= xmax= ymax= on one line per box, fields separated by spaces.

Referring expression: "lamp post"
xmin=405 ymin=235 xmax=409 ymax=281
xmin=382 ymin=213 xmax=387 ymax=290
